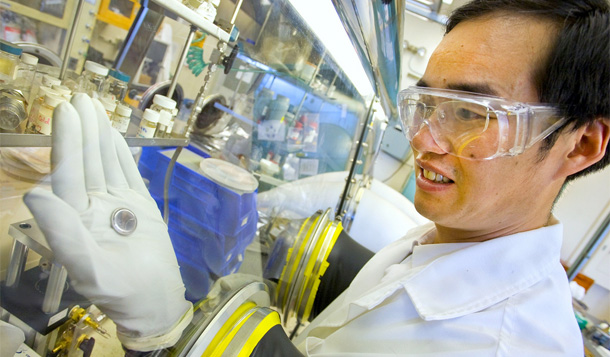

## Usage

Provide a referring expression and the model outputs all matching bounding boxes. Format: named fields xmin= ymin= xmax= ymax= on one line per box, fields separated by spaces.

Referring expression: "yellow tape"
xmin=237 ymin=310 xmax=281 ymax=357
xmin=202 ymin=302 xmax=256 ymax=357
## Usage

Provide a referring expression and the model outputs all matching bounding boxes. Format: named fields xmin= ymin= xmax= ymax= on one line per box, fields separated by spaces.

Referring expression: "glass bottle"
xmin=155 ymin=110 xmax=172 ymax=138
xmin=112 ymin=104 xmax=132 ymax=136
xmin=102 ymin=69 xmax=130 ymax=103
xmin=14 ymin=53 xmax=38 ymax=102
xmin=78 ymin=60 xmax=109 ymax=98
xmin=100 ymin=98 xmax=116 ymax=120
xmin=27 ymin=86 xmax=60 ymax=118
xmin=136 ymin=108 xmax=160 ymax=138
xmin=25 ymin=94 xmax=64 ymax=135
xmin=0 ymin=41 xmax=22 ymax=85
xmin=165 ymin=107 xmax=179 ymax=136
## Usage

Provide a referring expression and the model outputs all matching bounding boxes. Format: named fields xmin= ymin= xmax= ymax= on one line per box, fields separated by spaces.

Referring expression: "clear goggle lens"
xmin=398 ymin=87 xmax=565 ymax=160
xmin=402 ymin=99 xmax=502 ymax=160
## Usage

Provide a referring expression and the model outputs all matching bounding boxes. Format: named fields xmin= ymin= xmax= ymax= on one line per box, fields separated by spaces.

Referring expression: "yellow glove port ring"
xmin=276 ymin=208 xmax=343 ymax=325
xmin=172 ymin=281 xmax=273 ymax=356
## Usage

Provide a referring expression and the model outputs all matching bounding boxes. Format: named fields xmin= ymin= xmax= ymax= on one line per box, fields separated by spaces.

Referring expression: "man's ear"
xmin=562 ymin=118 xmax=610 ymax=177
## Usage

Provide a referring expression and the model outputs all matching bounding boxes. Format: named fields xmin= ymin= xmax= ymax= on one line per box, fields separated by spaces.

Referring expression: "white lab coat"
xmin=294 ymin=221 xmax=583 ymax=356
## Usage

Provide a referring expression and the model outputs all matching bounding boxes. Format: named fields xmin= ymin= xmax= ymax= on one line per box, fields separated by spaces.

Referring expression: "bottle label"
xmin=136 ymin=125 xmax=155 ymax=138
xmin=30 ymin=111 xmax=52 ymax=135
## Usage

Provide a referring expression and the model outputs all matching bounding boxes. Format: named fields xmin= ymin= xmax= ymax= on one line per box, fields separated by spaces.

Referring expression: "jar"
xmin=100 ymin=98 xmax=117 ymax=120
xmin=155 ymin=110 xmax=172 ymax=138
xmin=0 ymin=42 xmax=22 ymax=85
xmin=51 ymin=84 xmax=72 ymax=101
xmin=78 ymin=60 xmax=109 ymax=98
xmin=165 ymin=107 xmax=179 ymax=135
xmin=112 ymin=104 xmax=132 ymax=135
xmin=27 ymin=86 xmax=60 ymax=119
xmin=150 ymin=94 xmax=176 ymax=114
xmin=15 ymin=53 xmax=38 ymax=102
xmin=102 ymin=69 xmax=130 ymax=103
xmin=0 ymin=89 xmax=28 ymax=133
xmin=25 ymin=93 xmax=64 ymax=135
xmin=136 ymin=108 xmax=160 ymax=138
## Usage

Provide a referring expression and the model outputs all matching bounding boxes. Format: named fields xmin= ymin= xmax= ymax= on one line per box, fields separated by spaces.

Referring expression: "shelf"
xmin=0 ymin=133 xmax=189 ymax=147
xmin=149 ymin=0 xmax=231 ymax=42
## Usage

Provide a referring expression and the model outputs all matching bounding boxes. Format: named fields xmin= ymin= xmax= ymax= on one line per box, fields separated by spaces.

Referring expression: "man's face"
xmin=413 ymin=14 xmax=569 ymax=242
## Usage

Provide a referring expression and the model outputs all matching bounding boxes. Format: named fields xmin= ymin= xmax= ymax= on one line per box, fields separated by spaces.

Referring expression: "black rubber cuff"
xmin=310 ymin=229 xmax=374 ymax=319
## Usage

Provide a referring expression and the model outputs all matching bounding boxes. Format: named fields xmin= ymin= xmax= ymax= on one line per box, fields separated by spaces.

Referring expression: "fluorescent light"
xmin=288 ymin=0 xmax=375 ymax=97
xmin=442 ymin=0 xmax=453 ymax=4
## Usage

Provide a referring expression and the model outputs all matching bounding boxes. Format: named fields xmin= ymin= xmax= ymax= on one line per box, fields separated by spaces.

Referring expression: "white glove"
xmin=0 ymin=321 xmax=25 ymax=357
xmin=23 ymin=94 xmax=192 ymax=351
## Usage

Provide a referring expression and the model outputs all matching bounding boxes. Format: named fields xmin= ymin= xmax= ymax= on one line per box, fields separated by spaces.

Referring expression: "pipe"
xmin=167 ymin=26 xmax=196 ymax=99
xmin=59 ymin=0 xmax=86 ymax=80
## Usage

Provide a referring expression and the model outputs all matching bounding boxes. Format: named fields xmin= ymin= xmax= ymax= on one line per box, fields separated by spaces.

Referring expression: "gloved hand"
xmin=0 ymin=321 xmax=25 ymax=357
xmin=23 ymin=94 xmax=192 ymax=351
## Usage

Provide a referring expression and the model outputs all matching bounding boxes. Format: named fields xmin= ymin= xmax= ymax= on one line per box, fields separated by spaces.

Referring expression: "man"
xmin=23 ymin=0 xmax=609 ymax=355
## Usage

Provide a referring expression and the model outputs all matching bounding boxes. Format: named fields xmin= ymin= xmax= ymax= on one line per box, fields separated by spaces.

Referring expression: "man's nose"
xmin=410 ymin=122 xmax=447 ymax=155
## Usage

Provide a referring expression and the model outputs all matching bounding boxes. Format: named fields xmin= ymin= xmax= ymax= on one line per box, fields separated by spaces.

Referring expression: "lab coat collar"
xmin=403 ymin=221 xmax=564 ymax=321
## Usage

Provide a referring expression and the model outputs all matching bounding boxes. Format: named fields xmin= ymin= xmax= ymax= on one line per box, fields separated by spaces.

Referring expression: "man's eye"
xmin=453 ymin=105 xmax=488 ymax=121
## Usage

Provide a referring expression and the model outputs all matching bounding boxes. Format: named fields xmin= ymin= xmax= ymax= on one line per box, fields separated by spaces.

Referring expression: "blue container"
xmin=138 ymin=146 xmax=259 ymax=301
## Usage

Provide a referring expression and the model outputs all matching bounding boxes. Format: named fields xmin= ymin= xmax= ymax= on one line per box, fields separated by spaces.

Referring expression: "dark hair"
xmin=446 ymin=0 xmax=610 ymax=182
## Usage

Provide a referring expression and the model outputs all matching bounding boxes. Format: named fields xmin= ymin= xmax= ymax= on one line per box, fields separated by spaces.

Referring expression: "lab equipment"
xmin=102 ymin=69 xmax=130 ymax=103
xmin=0 ymin=88 xmax=28 ymax=132
xmin=14 ymin=53 xmax=38 ymax=102
xmin=100 ymin=97 xmax=117 ymax=120
xmin=0 ymin=41 xmax=22 ymax=84
xmin=136 ymin=108 xmax=160 ymax=138
xmin=51 ymin=84 xmax=72 ymax=101
xmin=155 ymin=110 xmax=172 ymax=137
xmin=25 ymin=93 xmax=64 ymax=135
xmin=398 ymin=86 xmax=567 ymax=160
xmin=77 ymin=60 xmax=109 ymax=98
xmin=111 ymin=103 xmax=133 ymax=135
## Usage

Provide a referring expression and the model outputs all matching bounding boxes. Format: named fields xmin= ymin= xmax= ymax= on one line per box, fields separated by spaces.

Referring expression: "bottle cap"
xmin=51 ymin=84 xmax=72 ymax=96
xmin=108 ymin=69 xmax=130 ymax=83
xmin=0 ymin=42 xmax=22 ymax=56
xmin=44 ymin=94 xmax=64 ymax=107
xmin=152 ymin=94 xmax=176 ymax=110
xmin=42 ymin=75 xmax=61 ymax=87
xmin=84 ymin=60 xmax=109 ymax=77
xmin=20 ymin=53 xmax=38 ymax=66
xmin=158 ymin=110 xmax=172 ymax=125
xmin=38 ymin=86 xmax=60 ymax=97
xmin=101 ymin=98 xmax=117 ymax=112
xmin=116 ymin=103 xmax=132 ymax=117
xmin=142 ymin=108 xmax=160 ymax=123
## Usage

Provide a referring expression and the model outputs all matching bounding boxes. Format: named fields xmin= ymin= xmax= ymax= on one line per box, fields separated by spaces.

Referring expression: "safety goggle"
xmin=397 ymin=86 xmax=567 ymax=160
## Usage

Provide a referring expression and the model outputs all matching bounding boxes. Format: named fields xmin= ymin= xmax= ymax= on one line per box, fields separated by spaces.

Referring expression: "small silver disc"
xmin=111 ymin=208 xmax=137 ymax=236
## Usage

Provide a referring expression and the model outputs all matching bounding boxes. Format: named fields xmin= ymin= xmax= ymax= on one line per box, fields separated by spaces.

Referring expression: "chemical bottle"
xmin=26 ymin=86 xmax=60 ymax=123
xmin=14 ymin=53 xmax=38 ymax=102
xmin=25 ymin=94 xmax=64 ymax=135
xmin=102 ymin=69 xmax=129 ymax=103
xmin=136 ymin=108 xmax=160 ymax=138
xmin=165 ymin=107 xmax=179 ymax=136
xmin=155 ymin=110 xmax=172 ymax=138
xmin=150 ymin=94 xmax=176 ymax=115
xmin=0 ymin=41 xmax=22 ymax=85
xmin=78 ymin=60 xmax=109 ymax=98
xmin=111 ymin=104 xmax=132 ymax=136
xmin=100 ymin=98 xmax=117 ymax=120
